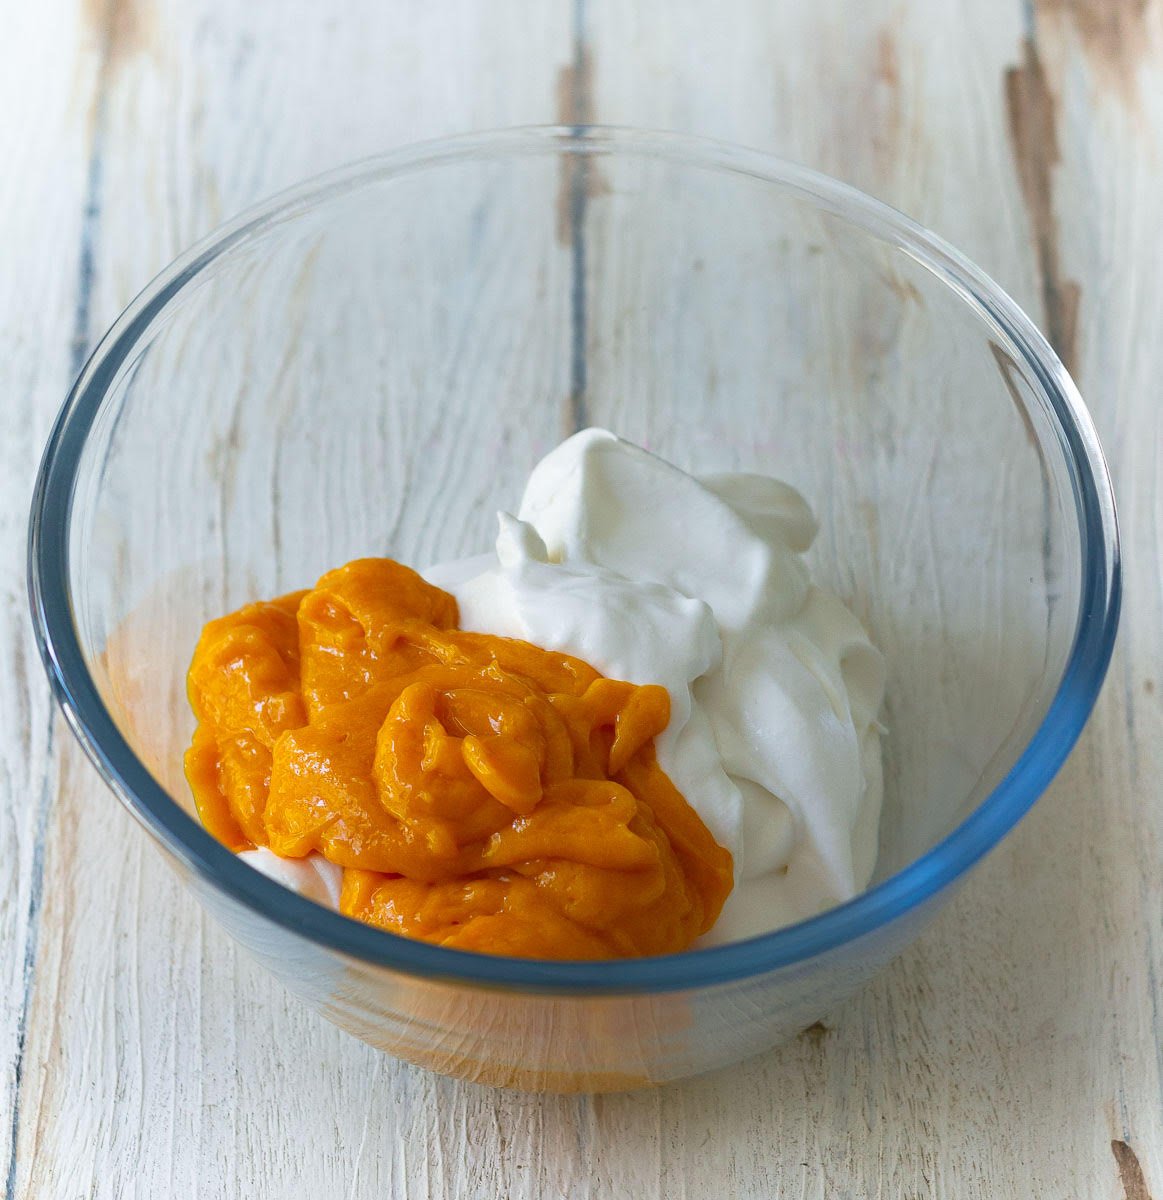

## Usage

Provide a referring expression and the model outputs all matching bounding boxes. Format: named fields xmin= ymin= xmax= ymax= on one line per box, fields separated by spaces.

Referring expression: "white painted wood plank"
xmin=582 ymin=3 xmax=1163 ymax=1199
xmin=10 ymin=2 xmax=576 ymax=1199
xmin=1028 ymin=4 xmax=1163 ymax=1195
xmin=0 ymin=2 xmax=104 ymax=1195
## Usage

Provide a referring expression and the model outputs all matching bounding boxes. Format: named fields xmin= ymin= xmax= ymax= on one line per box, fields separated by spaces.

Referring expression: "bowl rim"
xmin=28 ymin=125 xmax=1121 ymax=994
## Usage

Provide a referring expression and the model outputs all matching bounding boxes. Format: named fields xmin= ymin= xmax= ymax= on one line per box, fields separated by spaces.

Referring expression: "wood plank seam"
xmin=2 ymin=730 xmax=53 ymax=1200
xmin=564 ymin=0 xmax=592 ymax=433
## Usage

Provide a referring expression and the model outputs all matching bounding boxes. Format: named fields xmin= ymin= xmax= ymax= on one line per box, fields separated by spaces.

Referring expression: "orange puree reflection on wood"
xmin=185 ymin=558 xmax=733 ymax=959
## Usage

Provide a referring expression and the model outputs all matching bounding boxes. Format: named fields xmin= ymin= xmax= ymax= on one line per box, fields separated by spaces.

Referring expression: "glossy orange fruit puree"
xmin=185 ymin=558 xmax=733 ymax=958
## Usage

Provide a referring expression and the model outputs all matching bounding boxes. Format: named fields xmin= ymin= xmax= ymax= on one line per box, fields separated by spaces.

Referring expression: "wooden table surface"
xmin=3 ymin=1 xmax=1161 ymax=1196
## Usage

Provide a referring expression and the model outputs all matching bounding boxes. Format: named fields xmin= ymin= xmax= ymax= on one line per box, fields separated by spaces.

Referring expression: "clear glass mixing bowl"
xmin=29 ymin=127 xmax=1119 ymax=1092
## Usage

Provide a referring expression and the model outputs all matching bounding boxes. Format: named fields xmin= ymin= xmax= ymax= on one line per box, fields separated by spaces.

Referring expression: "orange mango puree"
xmin=185 ymin=558 xmax=733 ymax=958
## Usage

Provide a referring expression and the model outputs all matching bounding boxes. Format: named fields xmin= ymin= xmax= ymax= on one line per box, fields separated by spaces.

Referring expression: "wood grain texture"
xmin=2 ymin=0 xmax=1161 ymax=1197
xmin=0 ymin=3 xmax=106 ymax=1195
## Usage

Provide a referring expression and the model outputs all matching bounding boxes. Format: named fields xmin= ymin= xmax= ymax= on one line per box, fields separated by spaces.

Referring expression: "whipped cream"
xmin=238 ymin=846 xmax=343 ymax=909
xmin=241 ymin=429 xmax=885 ymax=946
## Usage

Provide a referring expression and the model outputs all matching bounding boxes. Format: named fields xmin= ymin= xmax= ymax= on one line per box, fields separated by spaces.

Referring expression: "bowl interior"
xmin=57 ymin=132 xmax=1088 ymax=947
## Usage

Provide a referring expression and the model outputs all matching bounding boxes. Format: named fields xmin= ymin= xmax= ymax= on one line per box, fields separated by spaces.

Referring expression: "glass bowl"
xmin=29 ymin=127 xmax=1120 ymax=1092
